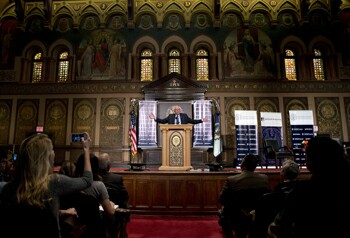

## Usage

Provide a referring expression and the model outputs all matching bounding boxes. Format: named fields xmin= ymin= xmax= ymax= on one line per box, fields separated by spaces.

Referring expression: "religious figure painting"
xmin=0 ymin=19 xmax=17 ymax=69
xmin=223 ymin=27 xmax=275 ymax=79
xmin=77 ymin=30 xmax=127 ymax=80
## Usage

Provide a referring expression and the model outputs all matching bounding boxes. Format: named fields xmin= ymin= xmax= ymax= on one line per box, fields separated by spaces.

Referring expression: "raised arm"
xmin=81 ymin=132 xmax=92 ymax=173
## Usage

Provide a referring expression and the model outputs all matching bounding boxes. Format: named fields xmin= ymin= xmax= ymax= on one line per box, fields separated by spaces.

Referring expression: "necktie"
xmin=175 ymin=115 xmax=179 ymax=124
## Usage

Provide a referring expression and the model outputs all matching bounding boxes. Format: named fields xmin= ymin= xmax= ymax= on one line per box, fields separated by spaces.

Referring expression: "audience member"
xmin=273 ymin=159 xmax=300 ymax=193
xmin=0 ymin=181 xmax=6 ymax=194
xmin=0 ymin=132 xmax=93 ymax=238
xmin=59 ymin=160 xmax=76 ymax=177
xmin=58 ymin=160 xmax=78 ymax=238
xmin=98 ymin=152 xmax=129 ymax=208
xmin=219 ymin=153 xmax=271 ymax=238
xmin=74 ymin=152 xmax=116 ymax=238
xmin=252 ymin=159 xmax=299 ymax=238
xmin=268 ymin=136 xmax=350 ymax=238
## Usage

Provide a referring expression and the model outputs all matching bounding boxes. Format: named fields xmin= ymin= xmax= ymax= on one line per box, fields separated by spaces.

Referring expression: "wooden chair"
xmin=107 ymin=187 xmax=129 ymax=209
xmin=251 ymin=191 xmax=287 ymax=238
xmin=104 ymin=187 xmax=130 ymax=238
xmin=71 ymin=192 xmax=106 ymax=238
xmin=219 ymin=187 xmax=271 ymax=238
xmin=263 ymin=139 xmax=294 ymax=169
xmin=0 ymin=202 xmax=59 ymax=238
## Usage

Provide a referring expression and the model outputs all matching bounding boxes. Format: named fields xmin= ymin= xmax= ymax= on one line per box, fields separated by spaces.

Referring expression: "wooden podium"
xmin=158 ymin=124 xmax=193 ymax=171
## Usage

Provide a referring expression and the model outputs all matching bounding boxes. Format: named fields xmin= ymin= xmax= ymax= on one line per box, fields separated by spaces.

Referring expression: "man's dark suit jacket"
xmin=99 ymin=171 xmax=129 ymax=208
xmin=155 ymin=113 xmax=202 ymax=124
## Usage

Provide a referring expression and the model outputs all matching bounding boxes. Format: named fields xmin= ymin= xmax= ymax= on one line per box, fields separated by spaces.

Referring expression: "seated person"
xmin=74 ymin=153 xmax=116 ymax=238
xmin=253 ymin=160 xmax=300 ymax=238
xmin=98 ymin=153 xmax=129 ymax=208
xmin=219 ymin=154 xmax=271 ymax=238
xmin=0 ymin=132 xmax=93 ymax=238
xmin=268 ymin=136 xmax=350 ymax=238
xmin=274 ymin=159 xmax=300 ymax=193
xmin=58 ymin=160 xmax=78 ymax=238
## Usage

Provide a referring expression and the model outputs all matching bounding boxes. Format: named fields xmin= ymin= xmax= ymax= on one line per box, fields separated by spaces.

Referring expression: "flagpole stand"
xmin=205 ymin=163 xmax=224 ymax=171
xmin=128 ymin=148 xmax=146 ymax=171
xmin=129 ymin=162 xmax=146 ymax=171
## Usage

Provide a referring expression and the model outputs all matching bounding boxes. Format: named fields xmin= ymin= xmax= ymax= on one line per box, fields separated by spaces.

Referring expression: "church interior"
xmin=0 ymin=0 xmax=350 ymax=172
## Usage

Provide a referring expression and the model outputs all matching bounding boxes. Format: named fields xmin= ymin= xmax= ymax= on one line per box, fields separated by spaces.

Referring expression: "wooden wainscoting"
xmin=116 ymin=170 xmax=311 ymax=215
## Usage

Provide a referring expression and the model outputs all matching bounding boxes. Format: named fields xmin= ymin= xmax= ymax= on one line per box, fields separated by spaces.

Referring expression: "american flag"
xmin=129 ymin=110 xmax=137 ymax=158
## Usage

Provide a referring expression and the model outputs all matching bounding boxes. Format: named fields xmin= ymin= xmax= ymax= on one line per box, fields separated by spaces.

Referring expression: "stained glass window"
xmin=196 ymin=49 xmax=209 ymax=80
xmin=57 ymin=51 xmax=69 ymax=82
xmin=140 ymin=49 xmax=153 ymax=81
xmin=32 ymin=52 xmax=43 ymax=83
xmin=313 ymin=49 xmax=325 ymax=80
xmin=168 ymin=48 xmax=181 ymax=74
xmin=284 ymin=49 xmax=297 ymax=80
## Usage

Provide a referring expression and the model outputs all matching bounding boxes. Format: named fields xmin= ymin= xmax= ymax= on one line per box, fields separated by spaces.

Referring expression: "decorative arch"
xmin=78 ymin=12 xmax=100 ymax=30
xmin=249 ymin=10 xmax=272 ymax=28
xmin=22 ymin=40 xmax=47 ymax=58
xmin=277 ymin=10 xmax=300 ymax=29
xmin=0 ymin=3 xmax=17 ymax=19
xmin=190 ymin=12 xmax=213 ymax=29
xmin=49 ymin=38 xmax=73 ymax=57
xmin=135 ymin=12 xmax=157 ymax=30
xmin=163 ymin=12 xmax=185 ymax=31
xmin=52 ymin=15 xmax=74 ymax=33
xmin=105 ymin=13 xmax=127 ymax=30
xmin=51 ymin=6 xmax=75 ymax=26
xmin=132 ymin=36 xmax=159 ymax=54
xmin=280 ymin=35 xmax=307 ymax=53
xmin=24 ymin=15 xmax=45 ymax=33
xmin=308 ymin=36 xmax=335 ymax=54
xmin=161 ymin=35 xmax=188 ymax=54
xmin=190 ymin=35 xmax=217 ymax=54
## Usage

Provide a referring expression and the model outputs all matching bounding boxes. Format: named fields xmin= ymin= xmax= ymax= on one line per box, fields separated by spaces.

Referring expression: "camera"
xmin=71 ymin=133 xmax=84 ymax=142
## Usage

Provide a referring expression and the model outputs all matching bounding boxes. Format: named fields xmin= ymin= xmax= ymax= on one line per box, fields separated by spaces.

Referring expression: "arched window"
xmin=168 ymin=48 xmax=181 ymax=74
xmin=32 ymin=52 xmax=43 ymax=83
xmin=196 ymin=48 xmax=209 ymax=80
xmin=284 ymin=49 xmax=297 ymax=80
xmin=140 ymin=49 xmax=153 ymax=81
xmin=313 ymin=49 xmax=325 ymax=80
xmin=57 ymin=51 xmax=69 ymax=82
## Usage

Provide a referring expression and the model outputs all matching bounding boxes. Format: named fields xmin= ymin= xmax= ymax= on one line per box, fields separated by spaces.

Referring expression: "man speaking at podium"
xmin=149 ymin=105 xmax=208 ymax=124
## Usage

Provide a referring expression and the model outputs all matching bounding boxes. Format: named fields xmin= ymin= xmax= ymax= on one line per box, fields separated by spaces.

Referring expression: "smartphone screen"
xmin=71 ymin=133 xmax=83 ymax=142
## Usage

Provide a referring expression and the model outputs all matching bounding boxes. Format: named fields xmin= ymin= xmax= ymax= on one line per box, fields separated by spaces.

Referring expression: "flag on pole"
xmin=213 ymin=99 xmax=223 ymax=157
xmin=129 ymin=110 xmax=137 ymax=158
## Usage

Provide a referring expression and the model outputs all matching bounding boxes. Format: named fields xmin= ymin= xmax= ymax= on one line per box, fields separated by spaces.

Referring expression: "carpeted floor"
xmin=126 ymin=215 xmax=224 ymax=238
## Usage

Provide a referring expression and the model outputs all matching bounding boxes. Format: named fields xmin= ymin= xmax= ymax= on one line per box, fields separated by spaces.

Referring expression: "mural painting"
xmin=77 ymin=30 xmax=126 ymax=80
xmin=223 ymin=27 xmax=275 ymax=78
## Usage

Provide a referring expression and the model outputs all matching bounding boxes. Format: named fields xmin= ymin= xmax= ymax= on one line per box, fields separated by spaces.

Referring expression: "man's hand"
xmin=149 ymin=113 xmax=155 ymax=119
xmin=202 ymin=117 xmax=209 ymax=122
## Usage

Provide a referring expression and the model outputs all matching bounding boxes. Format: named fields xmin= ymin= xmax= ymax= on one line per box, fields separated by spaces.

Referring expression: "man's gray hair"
xmin=98 ymin=152 xmax=111 ymax=170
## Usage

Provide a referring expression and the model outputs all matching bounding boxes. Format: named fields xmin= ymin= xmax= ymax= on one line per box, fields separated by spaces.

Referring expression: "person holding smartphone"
xmin=0 ymin=132 xmax=93 ymax=238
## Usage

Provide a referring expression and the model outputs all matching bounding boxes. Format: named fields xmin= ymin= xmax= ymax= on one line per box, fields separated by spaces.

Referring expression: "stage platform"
xmin=110 ymin=166 xmax=311 ymax=215
xmin=53 ymin=164 xmax=310 ymax=215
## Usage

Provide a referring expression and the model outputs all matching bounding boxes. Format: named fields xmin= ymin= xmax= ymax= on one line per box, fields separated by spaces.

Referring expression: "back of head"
xmin=306 ymin=136 xmax=349 ymax=178
xmin=241 ymin=154 xmax=259 ymax=171
xmin=15 ymin=133 xmax=54 ymax=207
xmin=98 ymin=153 xmax=111 ymax=171
xmin=281 ymin=160 xmax=300 ymax=180
xmin=59 ymin=160 xmax=76 ymax=177
xmin=76 ymin=153 xmax=100 ymax=180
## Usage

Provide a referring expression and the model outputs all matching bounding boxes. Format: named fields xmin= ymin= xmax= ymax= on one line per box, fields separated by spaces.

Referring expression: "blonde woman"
xmin=0 ymin=132 xmax=93 ymax=238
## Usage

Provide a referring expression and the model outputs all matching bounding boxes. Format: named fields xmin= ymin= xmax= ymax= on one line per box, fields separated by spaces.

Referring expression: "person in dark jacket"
xmin=149 ymin=105 xmax=208 ymax=124
xmin=269 ymin=136 xmax=350 ymax=238
xmin=98 ymin=152 xmax=129 ymax=208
